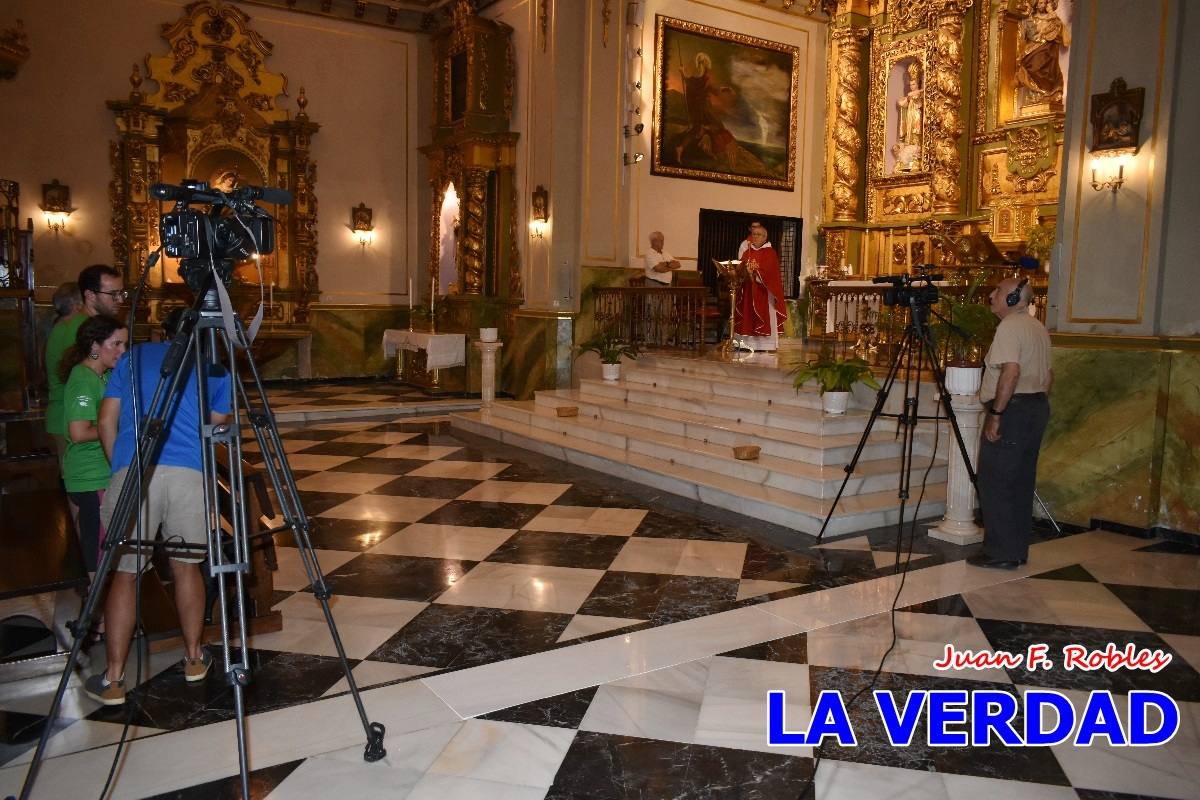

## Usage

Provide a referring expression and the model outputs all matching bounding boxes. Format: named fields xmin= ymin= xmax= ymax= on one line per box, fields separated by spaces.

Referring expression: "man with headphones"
xmin=968 ymin=275 xmax=1053 ymax=569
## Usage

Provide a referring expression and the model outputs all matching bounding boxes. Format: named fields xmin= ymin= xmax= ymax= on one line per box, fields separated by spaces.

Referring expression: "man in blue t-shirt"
xmin=86 ymin=310 xmax=232 ymax=706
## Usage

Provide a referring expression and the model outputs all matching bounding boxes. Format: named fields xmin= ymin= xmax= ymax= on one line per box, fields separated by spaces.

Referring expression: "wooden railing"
xmin=593 ymin=287 xmax=708 ymax=353
xmin=802 ymin=278 xmax=1048 ymax=366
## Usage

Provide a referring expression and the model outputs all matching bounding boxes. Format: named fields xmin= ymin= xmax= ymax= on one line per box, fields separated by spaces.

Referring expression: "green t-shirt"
xmin=45 ymin=312 xmax=87 ymax=436
xmin=62 ymin=364 xmax=110 ymax=492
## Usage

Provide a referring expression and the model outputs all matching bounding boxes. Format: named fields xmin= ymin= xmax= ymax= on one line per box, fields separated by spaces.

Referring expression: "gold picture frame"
xmin=650 ymin=15 xmax=800 ymax=192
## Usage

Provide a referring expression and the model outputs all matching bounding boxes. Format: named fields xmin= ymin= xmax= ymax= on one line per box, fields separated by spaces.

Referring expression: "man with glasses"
xmin=45 ymin=265 xmax=125 ymax=459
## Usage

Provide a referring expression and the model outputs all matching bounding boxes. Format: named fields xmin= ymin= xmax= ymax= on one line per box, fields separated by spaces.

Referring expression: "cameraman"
xmin=968 ymin=277 xmax=1052 ymax=570
xmin=85 ymin=310 xmax=230 ymax=706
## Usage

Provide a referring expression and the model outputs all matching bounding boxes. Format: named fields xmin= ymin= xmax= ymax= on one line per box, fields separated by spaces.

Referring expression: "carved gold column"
xmin=928 ymin=1 xmax=970 ymax=214
xmin=107 ymin=66 xmax=164 ymax=294
xmin=460 ymin=167 xmax=488 ymax=294
xmin=830 ymin=26 xmax=870 ymax=222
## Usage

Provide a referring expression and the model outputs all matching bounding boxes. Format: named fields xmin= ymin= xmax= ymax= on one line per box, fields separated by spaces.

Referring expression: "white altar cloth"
xmin=382 ymin=330 xmax=466 ymax=369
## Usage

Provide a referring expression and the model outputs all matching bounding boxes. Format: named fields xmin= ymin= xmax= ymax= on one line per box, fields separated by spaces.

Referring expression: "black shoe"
xmin=966 ymin=553 xmax=1020 ymax=570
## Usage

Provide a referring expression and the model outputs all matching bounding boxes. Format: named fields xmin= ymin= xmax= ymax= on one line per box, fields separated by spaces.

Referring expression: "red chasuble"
xmin=735 ymin=243 xmax=787 ymax=336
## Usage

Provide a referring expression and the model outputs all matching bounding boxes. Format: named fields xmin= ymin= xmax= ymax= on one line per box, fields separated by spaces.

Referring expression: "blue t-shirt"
xmin=104 ymin=342 xmax=232 ymax=474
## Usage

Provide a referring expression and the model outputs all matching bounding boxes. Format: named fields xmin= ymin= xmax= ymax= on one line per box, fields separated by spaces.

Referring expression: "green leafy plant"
xmin=576 ymin=330 xmax=638 ymax=365
xmin=932 ymin=273 xmax=997 ymax=367
xmin=474 ymin=296 xmax=507 ymax=328
xmin=1025 ymin=221 xmax=1056 ymax=262
xmin=790 ymin=347 xmax=881 ymax=394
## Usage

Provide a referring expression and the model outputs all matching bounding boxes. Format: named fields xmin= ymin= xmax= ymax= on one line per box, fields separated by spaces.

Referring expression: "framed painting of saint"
xmin=651 ymin=15 xmax=800 ymax=191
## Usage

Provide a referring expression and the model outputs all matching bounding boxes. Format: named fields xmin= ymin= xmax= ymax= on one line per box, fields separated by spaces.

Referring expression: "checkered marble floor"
xmin=2 ymin=414 xmax=1198 ymax=799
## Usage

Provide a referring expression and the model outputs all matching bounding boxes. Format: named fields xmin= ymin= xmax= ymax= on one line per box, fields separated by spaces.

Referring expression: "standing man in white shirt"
xmin=644 ymin=231 xmax=681 ymax=285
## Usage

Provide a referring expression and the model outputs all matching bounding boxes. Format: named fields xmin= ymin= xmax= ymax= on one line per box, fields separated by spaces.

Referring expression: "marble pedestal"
xmin=474 ymin=340 xmax=503 ymax=407
xmin=929 ymin=390 xmax=984 ymax=545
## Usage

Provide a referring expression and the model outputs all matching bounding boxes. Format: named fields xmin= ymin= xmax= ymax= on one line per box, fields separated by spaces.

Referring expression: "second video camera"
xmin=873 ymin=267 xmax=943 ymax=307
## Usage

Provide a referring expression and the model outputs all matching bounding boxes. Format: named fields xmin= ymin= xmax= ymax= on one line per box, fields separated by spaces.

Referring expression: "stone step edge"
xmin=500 ymin=400 xmax=923 ymax=481
xmin=452 ymin=409 xmax=947 ymax=528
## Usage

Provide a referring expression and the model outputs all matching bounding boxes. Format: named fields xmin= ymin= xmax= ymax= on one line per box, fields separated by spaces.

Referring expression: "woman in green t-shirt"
xmin=61 ymin=315 xmax=128 ymax=572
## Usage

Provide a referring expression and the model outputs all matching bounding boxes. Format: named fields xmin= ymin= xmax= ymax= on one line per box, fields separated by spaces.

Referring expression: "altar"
xmin=382 ymin=329 xmax=467 ymax=394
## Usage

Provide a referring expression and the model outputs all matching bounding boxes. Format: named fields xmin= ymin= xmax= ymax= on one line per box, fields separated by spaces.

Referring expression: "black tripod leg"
xmin=233 ymin=318 xmax=386 ymax=762
xmin=16 ymin=309 xmax=212 ymax=800
xmin=816 ymin=332 xmax=914 ymax=541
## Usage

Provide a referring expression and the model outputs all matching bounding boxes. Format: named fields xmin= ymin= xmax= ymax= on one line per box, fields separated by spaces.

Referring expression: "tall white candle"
xmin=906 ymin=227 xmax=912 ymax=271
xmin=430 ymin=276 xmax=435 ymax=316
xmin=887 ymin=229 xmax=894 ymax=273
xmin=863 ymin=229 xmax=872 ymax=277
xmin=408 ymin=277 xmax=413 ymax=311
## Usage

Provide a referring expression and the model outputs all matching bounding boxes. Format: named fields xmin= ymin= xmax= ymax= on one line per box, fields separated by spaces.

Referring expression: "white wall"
xmin=1050 ymin=0 xmax=1189 ymax=335
xmin=0 ymin=0 xmax=427 ymax=306
xmin=623 ymin=0 xmax=826 ymax=275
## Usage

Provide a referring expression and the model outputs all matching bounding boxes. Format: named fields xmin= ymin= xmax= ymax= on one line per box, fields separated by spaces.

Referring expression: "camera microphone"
xmin=232 ymin=185 xmax=293 ymax=205
xmin=151 ymin=182 xmax=223 ymax=204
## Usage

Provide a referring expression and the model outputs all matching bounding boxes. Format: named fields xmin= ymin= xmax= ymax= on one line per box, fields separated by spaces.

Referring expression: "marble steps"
xmin=577 ymin=378 xmax=868 ymax=438
xmin=533 ymin=389 xmax=892 ymax=465
xmin=451 ymin=407 xmax=947 ymax=535
xmin=620 ymin=364 xmax=823 ymax=412
xmin=489 ymin=400 xmax=943 ymax=499
xmin=635 ymin=352 xmax=947 ymax=418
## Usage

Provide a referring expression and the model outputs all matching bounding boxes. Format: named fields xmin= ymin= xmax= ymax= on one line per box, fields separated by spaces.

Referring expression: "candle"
xmin=408 ymin=277 xmax=413 ymax=311
xmin=863 ymin=229 xmax=872 ymax=277
xmin=906 ymin=227 xmax=912 ymax=271
xmin=269 ymin=280 xmax=274 ymax=309
xmin=430 ymin=276 xmax=435 ymax=316
xmin=887 ymin=229 xmax=894 ymax=273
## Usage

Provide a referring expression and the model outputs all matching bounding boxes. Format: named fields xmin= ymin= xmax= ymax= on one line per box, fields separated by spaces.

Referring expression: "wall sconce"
xmin=1088 ymin=77 xmax=1144 ymax=194
xmin=530 ymin=185 xmax=549 ymax=239
xmin=350 ymin=202 xmax=374 ymax=248
xmin=623 ymin=153 xmax=644 ymax=166
xmin=39 ymin=179 xmax=75 ymax=233
xmin=1090 ymin=153 xmax=1129 ymax=194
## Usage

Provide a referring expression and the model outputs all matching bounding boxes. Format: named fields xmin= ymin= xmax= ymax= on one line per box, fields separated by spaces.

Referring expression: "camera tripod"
xmin=816 ymin=281 xmax=1063 ymax=543
xmin=16 ymin=281 xmax=386 ymax=800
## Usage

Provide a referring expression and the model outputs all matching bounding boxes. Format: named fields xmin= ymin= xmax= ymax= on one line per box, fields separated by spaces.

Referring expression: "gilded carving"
xmin=461 ymin=169 xmax=487 ymax=294
xmin=539 ymin=0 xmax=549 ymax=53
xmin=883 ymin=190 xmax=932 ymax=216
xmin=825 ymin=229 xmax=848 ymax=268
xmin=927 ymin=2 xmax=970 ymax=214
xmin=171 ymin=29 xmax=198 ymax=74
xmin=508 ymin=183 xmax=523 ymax=300
xmin=1005 ymin=123 xmax=1056 ymax=192
xmin=602 ymin=0 xmax=612 ymax=48
xmin=889 ymin=0 xmax=933 ymax=34
xmin=830 ymin=27 xmax=869 ymax=222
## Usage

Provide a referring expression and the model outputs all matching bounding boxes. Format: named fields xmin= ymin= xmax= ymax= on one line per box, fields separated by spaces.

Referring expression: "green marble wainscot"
xmin=1160 ymin=350 xmax=1200 ymax=532
xmin=1037 ymin=347 xmax=1167 ymax=529
xmin=501 ymin=311 xmax=573 ymax=400
xmin=255 ymin=305 xmax=409 ymax=380
xmin=577 ymin=266 xmax=639 ymax=348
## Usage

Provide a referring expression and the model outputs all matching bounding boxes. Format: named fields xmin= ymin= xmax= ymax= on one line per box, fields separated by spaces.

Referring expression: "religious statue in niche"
xmin=891 ymin=61 xmax=923 ymax=174
xmin=1016 ymin=0 xmax=1069 ymax=109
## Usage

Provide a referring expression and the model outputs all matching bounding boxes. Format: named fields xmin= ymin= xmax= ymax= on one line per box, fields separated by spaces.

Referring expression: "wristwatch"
xmin=990 ymin=406 xmax=1006 ymax=416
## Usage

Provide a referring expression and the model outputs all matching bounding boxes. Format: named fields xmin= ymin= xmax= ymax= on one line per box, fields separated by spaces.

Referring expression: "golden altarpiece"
xmin=817 ymin=0 xmax=1068 ymax=288
xmin=419 ymin=0 xmax=522 ymax=340
xmin=107 ymin=1 xmax=318 ymax=359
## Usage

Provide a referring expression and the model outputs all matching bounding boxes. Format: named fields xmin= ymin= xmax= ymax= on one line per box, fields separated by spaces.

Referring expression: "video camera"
xmin=873 ymin=265 xmax=943 ymax=307
xmin=154 ymin=179 xmax=291 ymax=294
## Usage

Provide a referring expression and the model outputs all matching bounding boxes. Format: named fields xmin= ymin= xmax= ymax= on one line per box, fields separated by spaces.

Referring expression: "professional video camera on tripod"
xmin=14 ymin=180 xmax=386 ymax=800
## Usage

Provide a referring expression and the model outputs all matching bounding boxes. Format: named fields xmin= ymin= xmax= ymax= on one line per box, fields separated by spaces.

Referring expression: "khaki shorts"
xmin=100 ymin=466 xmax=210 ymax=572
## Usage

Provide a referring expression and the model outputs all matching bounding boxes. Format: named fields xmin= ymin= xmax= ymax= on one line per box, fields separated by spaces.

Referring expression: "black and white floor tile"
xmin=2 ymin=407 xmax=1198 ymax=799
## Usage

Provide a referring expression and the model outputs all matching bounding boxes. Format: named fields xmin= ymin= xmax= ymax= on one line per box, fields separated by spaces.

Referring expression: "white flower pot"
xmin=945 ymin=365 xmax=983 ymax=396
xmin=822 ymin=390 xmax=850 ymax=415
xmin=601 ymin=362 xmax=621 ymax=382
xmin=479 ymin=327 xmax=498 ymax=342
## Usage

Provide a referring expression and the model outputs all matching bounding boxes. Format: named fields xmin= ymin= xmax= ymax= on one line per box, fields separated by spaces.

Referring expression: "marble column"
xmin=474 ymin=340 xmax=503 ymax=407
xmin=929 ymin=389 xmax=984 ymax=545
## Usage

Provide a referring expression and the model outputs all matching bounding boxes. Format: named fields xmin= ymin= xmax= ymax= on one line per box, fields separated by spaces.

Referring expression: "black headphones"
xmin=1006 ymin=277 xmax=1029 ymax=307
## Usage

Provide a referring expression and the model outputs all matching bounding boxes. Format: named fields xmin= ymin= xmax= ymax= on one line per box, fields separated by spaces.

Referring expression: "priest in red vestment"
xmin=734 ymin=222 xmax=787 ymax=351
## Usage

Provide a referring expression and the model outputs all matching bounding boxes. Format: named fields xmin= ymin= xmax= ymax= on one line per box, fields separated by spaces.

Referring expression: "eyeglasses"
xmin=96 ymin=289 xmax=128 ymax=300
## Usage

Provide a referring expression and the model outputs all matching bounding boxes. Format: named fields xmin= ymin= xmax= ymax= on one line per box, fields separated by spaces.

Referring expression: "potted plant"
xmin=1025 ymin=219 xmax=1056 ymax=273
xmin=932 ymin=272 xmax=997 ymax=395
xmin=475 ymin=296 xmax=506 ymax=342
xmin=576 ymin=330 xmax=638 ymax=382
xmin=790 ymin=347 xmax=881 ymax=415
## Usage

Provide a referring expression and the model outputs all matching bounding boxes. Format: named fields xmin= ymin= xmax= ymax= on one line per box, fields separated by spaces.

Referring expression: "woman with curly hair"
xmin=60 ymin=315 xmax=128 ymax=573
